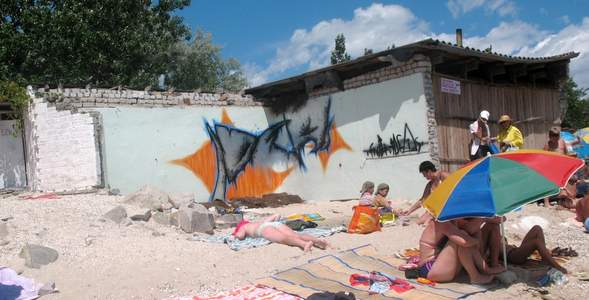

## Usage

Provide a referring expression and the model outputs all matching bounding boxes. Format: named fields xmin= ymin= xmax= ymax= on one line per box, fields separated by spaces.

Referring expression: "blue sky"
xmin=178 ymin=1 xmax=589 ymax=88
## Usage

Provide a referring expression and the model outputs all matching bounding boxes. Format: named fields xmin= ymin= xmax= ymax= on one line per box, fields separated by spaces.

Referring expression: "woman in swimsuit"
xmin=232 ymin=214 xmax=329 ymax=252
xmin=418 ymin=219 xmax=498 ymax=284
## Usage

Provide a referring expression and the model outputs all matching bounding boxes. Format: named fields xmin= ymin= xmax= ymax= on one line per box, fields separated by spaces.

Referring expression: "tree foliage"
xmin=165 ymin=30 xmax=247 ymax=92
xmin=330 ymin=34 xmax=351 ymax=65
xmin=0 ymin=0 xmax=247 ymax=92
xmin=1 ymin=0 xmax=193 ymax=88
xmin=562 ymin=77 xmax=589 ymax=129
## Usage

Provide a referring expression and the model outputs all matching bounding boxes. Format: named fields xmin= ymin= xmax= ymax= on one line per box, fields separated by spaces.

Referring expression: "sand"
xmin=1 ymin=192 xmax=588 ymax=300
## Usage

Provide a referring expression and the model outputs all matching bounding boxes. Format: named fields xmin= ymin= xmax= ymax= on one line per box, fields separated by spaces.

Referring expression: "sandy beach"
xmin=1 ymin=192 xmax=588 ymax=300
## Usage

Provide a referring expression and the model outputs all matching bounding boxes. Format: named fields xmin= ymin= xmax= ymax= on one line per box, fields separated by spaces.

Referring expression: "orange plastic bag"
xmin=347 ymin=205 xmax=381 ymax=234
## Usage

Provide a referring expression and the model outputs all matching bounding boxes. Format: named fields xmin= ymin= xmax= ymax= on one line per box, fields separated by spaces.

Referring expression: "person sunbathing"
xmin=482 ymin=223 xmax=568 ymax=274
xmin=231 ymin=214 xmax=329 ymax=252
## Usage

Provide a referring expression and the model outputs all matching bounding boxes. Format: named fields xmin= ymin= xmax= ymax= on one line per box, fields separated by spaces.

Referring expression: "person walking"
xmin=469 ymin=110 xmax=491 ymax=161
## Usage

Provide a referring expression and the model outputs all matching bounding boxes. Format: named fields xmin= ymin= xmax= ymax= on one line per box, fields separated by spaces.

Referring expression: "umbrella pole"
xmin=501 ymin=220 xmax=508 ymax=270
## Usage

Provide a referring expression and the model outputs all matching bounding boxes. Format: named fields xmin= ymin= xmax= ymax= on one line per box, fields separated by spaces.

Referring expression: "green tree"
xmin=165 ymin=30 xmax=247 ymax=92
xmin=0 ymin=0 xmax=191 ymax=88
xmin=562 ymin=77 xmax=589 ymax=129
xmin=330 ymin=34 xmax=351 ymax=65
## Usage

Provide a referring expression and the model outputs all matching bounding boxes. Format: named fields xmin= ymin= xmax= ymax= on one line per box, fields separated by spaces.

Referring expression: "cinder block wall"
xmin=24 ymin=95 xmax=101 ymax=192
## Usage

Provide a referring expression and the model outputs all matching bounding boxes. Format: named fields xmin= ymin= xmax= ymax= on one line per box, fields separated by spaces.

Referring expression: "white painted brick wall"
xmin=25 ymin=96 xmax=100 ymax=192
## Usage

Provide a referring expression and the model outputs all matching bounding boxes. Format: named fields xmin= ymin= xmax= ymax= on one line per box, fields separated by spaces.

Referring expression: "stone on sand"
xmin=19 ymin=244 xmax=59 ymax=269
xmin=101 ymin=206 xmax=127 ymax=224
xmin=123 ymin=185 xmax=173 ymax=211
xmin=177 ymin=203 xmax=215 ymax=234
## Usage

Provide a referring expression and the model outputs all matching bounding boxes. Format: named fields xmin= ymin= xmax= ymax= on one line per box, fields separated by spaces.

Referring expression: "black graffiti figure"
xmin=363 ymin=123 xmax=425 ymax=159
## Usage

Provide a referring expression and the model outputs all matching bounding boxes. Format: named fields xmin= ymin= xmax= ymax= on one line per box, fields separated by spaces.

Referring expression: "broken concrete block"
xmin=168 ymin=192 xmax=194 ymax=209
xmin=19 ymin=244 xmax=59 ymax=269
xmin=101 ymin=206 xmax=127 ymax=224
xmin=177 ymin=203 xmax=214 ymax=234
xmin=124 ymin=185 xmax=172 ymax=211
xmin=128 ymin=207 xmax=152 ymax=222
xmin=151 ymin=211 xmax=173 ymax=226
xmin=215 ymin=214 xmax=243 ymax=229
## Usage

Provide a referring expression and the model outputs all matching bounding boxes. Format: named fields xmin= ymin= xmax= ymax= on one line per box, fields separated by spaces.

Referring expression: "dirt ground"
xmin=1 ymin=193 xmax=588 ymax=300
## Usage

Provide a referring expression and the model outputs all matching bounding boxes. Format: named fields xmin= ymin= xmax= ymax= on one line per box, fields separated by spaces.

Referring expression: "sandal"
xmin=551 ymin=247 xmax=562 ymax=256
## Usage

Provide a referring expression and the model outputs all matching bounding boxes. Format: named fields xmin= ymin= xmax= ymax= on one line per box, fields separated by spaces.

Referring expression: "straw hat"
xmin=498 ymin=115 xmax=512 ymax=124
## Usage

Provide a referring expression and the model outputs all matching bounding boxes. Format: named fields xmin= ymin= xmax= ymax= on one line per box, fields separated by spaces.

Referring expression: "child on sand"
xmin=372 ymin=183 xmax=402 ymax=215
xmin=232 ymin=214 xmax=329 ymax=252
xmin=359 ymin=181 xmax=375 ymax=206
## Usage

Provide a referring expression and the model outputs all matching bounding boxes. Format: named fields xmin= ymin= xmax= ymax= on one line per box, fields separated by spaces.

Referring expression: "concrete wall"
xmin=93 ymin=72 xmax=431 ymax=201
xmin=24 ymin=95 xmax=101 ymax=192
xmin=0 ymin=120 xmax=26 ymax=188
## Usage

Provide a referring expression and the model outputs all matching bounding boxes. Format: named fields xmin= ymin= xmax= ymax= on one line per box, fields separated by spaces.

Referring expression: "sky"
xmin=178 ymin=0 xmax=589 ymax=88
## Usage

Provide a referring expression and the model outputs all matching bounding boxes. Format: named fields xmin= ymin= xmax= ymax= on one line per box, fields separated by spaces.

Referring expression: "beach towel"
xmin=257 ymin=245 xmax=493 ymax=300
xmin=190 ymin=226 xmax=346 ymax=251
xmin=285 ymin=213 xmax=324 ymax=222
xmin=167 ymin=284 xmax=302 ymax=300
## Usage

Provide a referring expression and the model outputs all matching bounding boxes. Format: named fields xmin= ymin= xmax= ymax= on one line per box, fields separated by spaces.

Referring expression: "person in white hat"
xmin=469 ymin=110 xmax=491 ymax=161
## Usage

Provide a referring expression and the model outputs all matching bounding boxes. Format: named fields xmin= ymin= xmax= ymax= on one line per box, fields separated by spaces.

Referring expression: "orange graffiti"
xmin=226 ymin=165 xmax=293 ymax=199
xmin=171 ymin=109 xmax=294 ymax=200
xmin=317 ymin=123 xmax=352 ymax=171
xmin=171 ymin=141 xmax=216 ymax=192
xmin=172 ymin=109 xmax=352 ymax=200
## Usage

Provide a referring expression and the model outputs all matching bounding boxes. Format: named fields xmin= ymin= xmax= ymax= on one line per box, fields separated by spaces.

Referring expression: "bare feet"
xmin=313 ymin=239 xmax=329 ymax=250
xmin=303 ymin=241 xmax=313 ymax=252
xmin=485 ymin=265 xmax=506 ymax=275
xmin=471 ymin=274 xmax=494 ymax=284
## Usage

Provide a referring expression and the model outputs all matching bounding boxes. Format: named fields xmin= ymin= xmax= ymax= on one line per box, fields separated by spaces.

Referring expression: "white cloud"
xmin=516 ymin=18 xmax=589 ymax=89
xmin=561 ymin=15 xmax=571 ymax=25
xmin=249 ymin=4 xmax=589 ymax=89
xmin=446 ymin=0 xmax=516 ymax=18
xmin=247 ymin=3 xmax=430 ymax=86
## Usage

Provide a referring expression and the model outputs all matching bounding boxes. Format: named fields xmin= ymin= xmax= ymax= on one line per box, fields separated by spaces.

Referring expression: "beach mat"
xmin=167 ymin=284 xmax=302 ymax=300
xmin=257 ymin=245 xmax=494 ymax=299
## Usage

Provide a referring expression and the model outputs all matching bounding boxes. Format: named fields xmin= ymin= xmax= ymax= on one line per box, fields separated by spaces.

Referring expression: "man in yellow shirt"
xmin=495 ymin=115 xmax=524 ymax=152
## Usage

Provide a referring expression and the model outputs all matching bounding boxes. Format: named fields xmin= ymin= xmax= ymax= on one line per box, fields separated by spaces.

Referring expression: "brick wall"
xmin=39 ymin=88 xmax=259 ymax=110
xmin=24 ymin=94 xmax=101 ymax=192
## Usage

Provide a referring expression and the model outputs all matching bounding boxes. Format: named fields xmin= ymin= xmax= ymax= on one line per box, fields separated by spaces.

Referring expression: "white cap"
xmin=480 ymin=110 xmax=490 ymax=120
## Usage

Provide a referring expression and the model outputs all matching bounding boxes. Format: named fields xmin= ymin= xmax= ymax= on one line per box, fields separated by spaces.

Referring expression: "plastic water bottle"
xmin=548 ymin=268 xmax=568 ymax=286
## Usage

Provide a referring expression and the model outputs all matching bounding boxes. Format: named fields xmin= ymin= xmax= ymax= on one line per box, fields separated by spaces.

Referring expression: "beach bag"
xmin=347 ymin=206 xmax=381 ymax=234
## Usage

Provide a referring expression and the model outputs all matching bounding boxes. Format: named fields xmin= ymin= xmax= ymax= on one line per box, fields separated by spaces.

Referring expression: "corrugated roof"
xmin=246 ymin=38 xmax=579 ymax=98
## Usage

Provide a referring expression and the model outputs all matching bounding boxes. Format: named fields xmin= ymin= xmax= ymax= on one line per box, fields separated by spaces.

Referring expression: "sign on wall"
xmin=441 ymin=77 xmax=461 ymax=95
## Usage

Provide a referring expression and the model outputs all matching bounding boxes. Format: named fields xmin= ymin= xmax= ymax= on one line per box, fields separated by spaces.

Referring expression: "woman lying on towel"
xmin=232 ymin=214 xmax=329 ymax=252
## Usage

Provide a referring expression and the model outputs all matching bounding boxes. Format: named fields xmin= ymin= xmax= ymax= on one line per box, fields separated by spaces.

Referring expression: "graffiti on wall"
xmin=172 ymin=98 xmax=352 ymax=202
xmin=363 ymin=123 xmax=425 ymax=159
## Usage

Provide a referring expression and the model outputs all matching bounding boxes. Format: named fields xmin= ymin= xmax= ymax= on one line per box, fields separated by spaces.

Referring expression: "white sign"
xmin=441 ymin=78 xmax=461 ymax=95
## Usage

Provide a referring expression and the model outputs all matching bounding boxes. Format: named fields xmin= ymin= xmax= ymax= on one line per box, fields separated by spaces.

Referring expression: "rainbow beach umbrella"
xmin=423 ymin=150 xmax=584 ymax=221
xmin=423 ymin=150 xmax=584 ymax=269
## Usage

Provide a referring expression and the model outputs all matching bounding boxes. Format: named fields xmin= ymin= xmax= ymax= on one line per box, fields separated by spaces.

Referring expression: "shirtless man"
xmin=232 ymin=214 xmax=329 ymax=252
xmin=400 ymin=161 xmax=449 ymax=224
xmin=576 ymin=194 xmax=589 ymax=231
xmin=417 ymin=219 xmax=498 ymax=284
